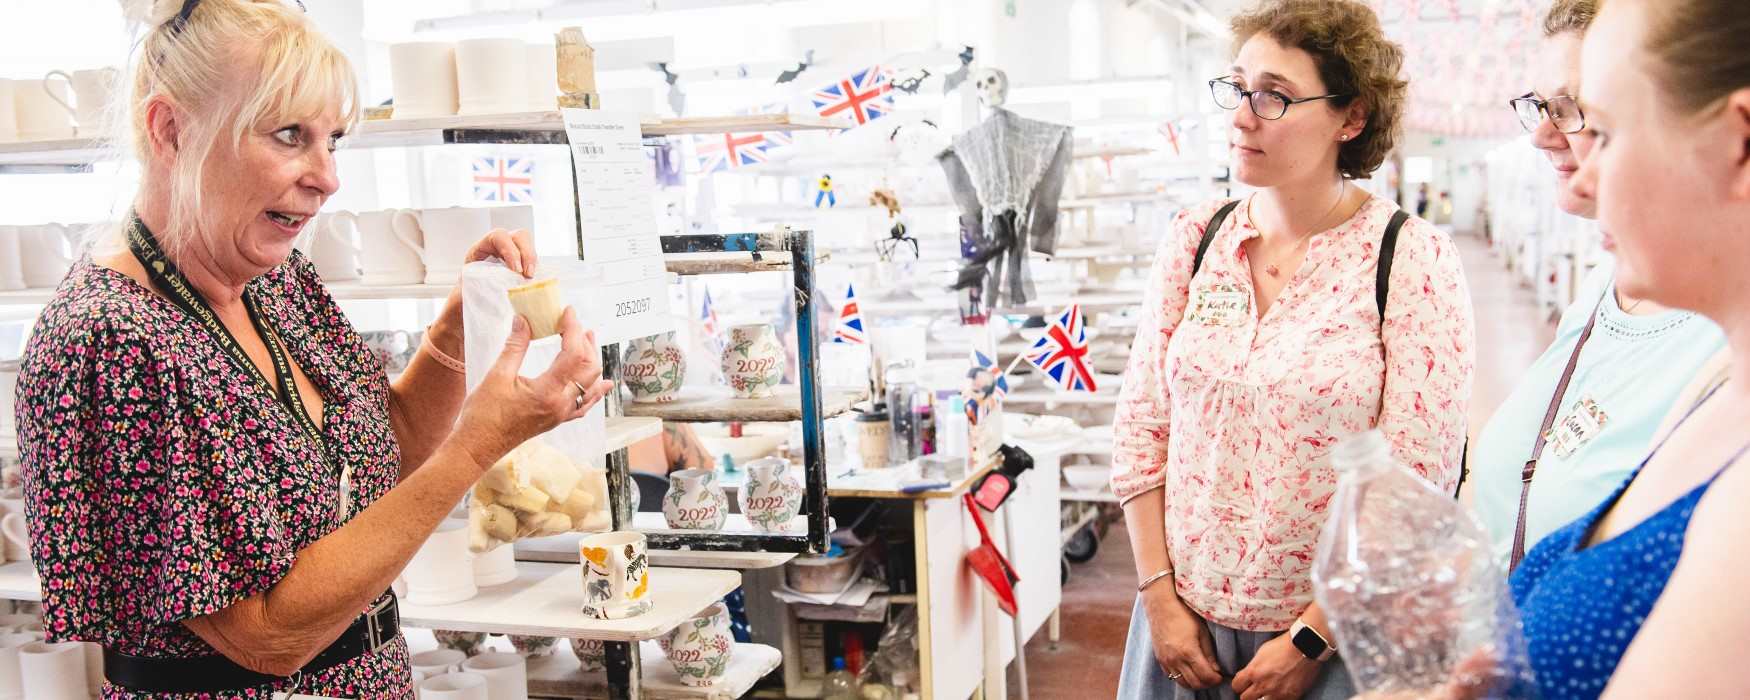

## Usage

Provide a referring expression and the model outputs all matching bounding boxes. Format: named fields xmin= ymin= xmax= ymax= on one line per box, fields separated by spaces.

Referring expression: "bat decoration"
xmin=650 ymin=61 xmax=686 ymax=116
xmin=892 ymin=68 xmax=931 ymax=95
xmin=775 ymin=49 xmax=817 ymax=85
xmin=942 ymin=46 xmax=976 ymax=94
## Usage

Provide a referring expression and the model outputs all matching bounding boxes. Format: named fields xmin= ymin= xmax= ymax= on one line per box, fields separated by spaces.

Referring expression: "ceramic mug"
xmin=15 ymin=79 xmax=74 ymax=142
xmin=410 ymin=648 xmax=465 ymax=678
xmin=658 ymin=601 xmax=734 ymax=687
xmin=460 ymin=652 xmax=527 ymax=700
xmin=0 ymin=81 xmax=17 ymax=142
xmin=402 ymin=519 xmax=476 ymax=606
xmin=0 ymin=632 xmax=37 ymax=700
xmin=662 ymin=469 xmax=726 ymax=531
xmin=353 ymin=209 xmax=426 ymax=286
xmin=17 ymin=642 xmax=86 ymax=700
xmin=413 ymin=207 xmax=491 ymax=285
xmin=43 ymin=68 xmax=118 ymax=137
xmin=0 ymin=362 xmax=15 ymax=444
xmin=418 ymin=672 xmax=488 ymax=700
xmin=471 ymin=541 xmax=517 ymax=588
xmin=568 ymin=637 xmax=605 ymax=673
xmin=456 ymin=38 xmax=529 ymax=116
xmin=721 ymin=323 xmax=784 ymax=399
xmin=622 ymin=332 xmax=686 ymax=403
xmin=302 ymin=212 xmax=361 ymax=282
xmin=577 ymin=531 xmax=652 ymax=620
xmin=506 ymin=635 xmax=556 ymax=659
xmin=739 ymin=457 xmax=805 ymax=534
xmin=388 ymin=42 xmax=458 ymax=119
xmin=0 ymin=228 xmax=30 ymax=291
xmin=17 ymin=224 xmax=74 ymax=290
xmin=433 ymin=629 xmax=487 ymax=657
xmin=0 ymin=492 xmax=27 ymax=567
xmin=525 ymin=43 xmax=558 ymax=112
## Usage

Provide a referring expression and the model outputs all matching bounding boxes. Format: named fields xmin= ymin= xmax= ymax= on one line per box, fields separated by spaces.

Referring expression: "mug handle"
xmin=42 ymin=71 xmax=75 ymax=118
xmin=328 ymin=211 xmax=361 ymax=253
xmin=40 ymin=224 xmax=73 ymax=265
xmin=0 ymin=514 xmax=27 ymax=553
xmin=390 ymin=209 xmax=427 ymax=262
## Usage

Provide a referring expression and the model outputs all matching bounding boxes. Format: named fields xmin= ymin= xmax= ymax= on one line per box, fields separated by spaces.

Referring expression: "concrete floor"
xmin=1008 ymin=232 xmax=1556 ymax=699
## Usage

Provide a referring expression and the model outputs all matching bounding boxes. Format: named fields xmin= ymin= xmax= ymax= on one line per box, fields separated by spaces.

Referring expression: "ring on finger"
xmin=1167 ymin=672 xmax=1182 ymax=681
xmin=572 ymin=380 xmax=588 ymax=409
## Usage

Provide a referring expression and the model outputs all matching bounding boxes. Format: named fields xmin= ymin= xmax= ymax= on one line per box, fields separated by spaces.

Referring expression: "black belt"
xmin=104 ymin=591 xmax=399 ymax=693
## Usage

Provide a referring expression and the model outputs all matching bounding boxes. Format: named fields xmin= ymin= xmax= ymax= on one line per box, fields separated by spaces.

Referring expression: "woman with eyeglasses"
xmin=1467 ymin=0 xmax=1724 ymax=578
xmin=1111 ymin=1 xmax=1473 ymax=698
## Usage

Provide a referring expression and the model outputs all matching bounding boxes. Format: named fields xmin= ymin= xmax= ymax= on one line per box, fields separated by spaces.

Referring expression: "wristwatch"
xmin=1288 ymin=619 xmax=1336 ymax=662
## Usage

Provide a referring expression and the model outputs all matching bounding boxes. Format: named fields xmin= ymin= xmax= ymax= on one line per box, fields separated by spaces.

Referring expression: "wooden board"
xmin=397 ymin=563 xmax=739 ymax=641
xmin=605 ymin=416 xmax=663 ymax=453
xmin=639 ymin=114 xmax=849 ymax=136
xmin=663 ymin=251 xmax=829 ymax=276
xmin=324 ymin=282 xmax=456 ymax=301
xmin=621 ymin=386 xmax=864 ymax=423
xmin=0 ymin=137 xmax=105 ymax=166
xmin=516 ymin=515 xmax=800 ymax=570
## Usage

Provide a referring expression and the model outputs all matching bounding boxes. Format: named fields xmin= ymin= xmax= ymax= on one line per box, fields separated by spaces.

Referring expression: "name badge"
xmin=1188 ymin=283 xmax=1250 ymax=327
xmin=1548 ymin=396 xmax=1609 ymax=459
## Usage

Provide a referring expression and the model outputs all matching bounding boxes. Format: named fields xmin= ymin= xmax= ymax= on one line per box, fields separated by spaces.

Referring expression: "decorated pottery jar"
xmin=738 ymin=457 xmax=804 ymax=534
xmin=569 ymin=637 xmax=606 ymax=673
xmin=507 ymin=634 xmax=558 ymax=658
xmin=663 ymin=468 xmax=728 ymax=530
xmin=720 ymin=323 xmax=784 ymax=399
xmin=433 ymin=629 xmax=487 ymax=656
xmin=622 ymin=331 xmax=686 ymax=403
xmin=658 ymin=602 xmax=735 ymax=687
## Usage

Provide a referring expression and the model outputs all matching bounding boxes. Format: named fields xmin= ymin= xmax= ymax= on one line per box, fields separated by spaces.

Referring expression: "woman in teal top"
xmin=1469 ymin=0 xmax=1725 ymax=571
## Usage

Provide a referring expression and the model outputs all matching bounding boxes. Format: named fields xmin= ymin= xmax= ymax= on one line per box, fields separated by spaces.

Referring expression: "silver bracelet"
xmin=1137 ymin=568 xmax=1175 ymax=592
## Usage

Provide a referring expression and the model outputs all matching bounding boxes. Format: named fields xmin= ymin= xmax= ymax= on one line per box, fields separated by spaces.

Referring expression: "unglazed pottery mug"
xmin=0 ymin=492 xmax=28 ymax=566
xmin=0 ymin=81 xmax=18 ymax=142
xmin=43 ymin=68 xmax=118 ymax=137
xmin=14 ymin=79 xmax=73 ymax=141
xmin=351 ymin=209 xmax=426 ymax=286
xmin=411 ymin=207 xmax=492 ymax=285
xmin=721 ymin=323 xmax=784 ymax=399
xmin=526 ymin=43 xmax=559 ymax=112
xmin=388 ymin=42 xmax=458 ymax=119
xmin=17 ymin=642 xmax=85 ymax=700
xmin=402 ymin=519 xmax=476 ymax=606
xmin=662 ymin=468 xmax=727 ymax=531
xmin=410 ymin=648 xmax=466 ymax=678
xmin=739 ymin=457 xmax=805 ymax=533
xmin=577 ymin=531 xmax=652 ymax=620
xmin=658 ymin=601 xmax=734 ymax=687
xmin=622 ymin=331 xmax=686 ymax=403
xmin=302 ymin=212 xmax=361 ymax=282
xmin=471 ymin=541 xmax=517 ymax=588
xmin=460 ymin=652 xmax=528 ymax=700
xmin=0 ymin=631 xmax=36 ymax=700
xmin=17 ymin=224 xmax=74 ymax=289
xmin=418 ymin=672 xmax=488 ymax=700
xmin=455 ymin=38 xmax=528 ymax=116
xmin=0 ymin=228 xmax=23 ymax=292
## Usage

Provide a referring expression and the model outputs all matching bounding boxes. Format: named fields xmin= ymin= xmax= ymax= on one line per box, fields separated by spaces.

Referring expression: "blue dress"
xmin=1510 ymin=382 xmax=1741 ymax=700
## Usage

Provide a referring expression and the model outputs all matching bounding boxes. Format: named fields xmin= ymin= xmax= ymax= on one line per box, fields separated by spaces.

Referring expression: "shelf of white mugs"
xmin=405 ymin=628 xmax=782 ymax=700
xmin=0 ymin=435 xmax=15 ymax=459
xmin=661 ymin=251 xmax=832 ymax=277
xmin=397 ymin=561 xmax=740 ymax=641
xmin=0 ymin=561 xmax=40 ymax=602
xmin=515 ymin=513 xmax=812 ymax=570
xmin=620 ymin=386 xmax=867 ymax=424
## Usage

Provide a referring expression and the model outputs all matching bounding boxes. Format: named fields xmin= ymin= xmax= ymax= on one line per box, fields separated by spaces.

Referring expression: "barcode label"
xmin=574 ymin=144 xmax=605 ymax=156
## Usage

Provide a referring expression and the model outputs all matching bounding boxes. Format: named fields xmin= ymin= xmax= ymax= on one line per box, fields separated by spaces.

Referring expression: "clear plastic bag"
xmin=461 ymin=258 xmax=611 ymax=553
xmin=1313 ymin=430 xmax=1540 ymax=699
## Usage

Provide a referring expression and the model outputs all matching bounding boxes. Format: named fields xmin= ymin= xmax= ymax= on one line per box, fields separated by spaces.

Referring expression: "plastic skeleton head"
xmin=974 ymin=68 xmax=1009 ymax=108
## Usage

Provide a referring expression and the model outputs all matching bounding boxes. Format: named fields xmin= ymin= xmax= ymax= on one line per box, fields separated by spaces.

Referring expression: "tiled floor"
xmin=1010 ymin=232 xmax=1557 ymax=699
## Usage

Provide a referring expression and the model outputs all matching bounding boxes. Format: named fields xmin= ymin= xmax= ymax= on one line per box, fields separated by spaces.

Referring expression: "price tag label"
xmin=562 ymin=108 xmax=671 ymax=343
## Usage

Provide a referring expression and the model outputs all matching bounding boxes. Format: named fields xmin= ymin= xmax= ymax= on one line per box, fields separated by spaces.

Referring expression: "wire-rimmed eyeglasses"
xmin=1209 ymin=77 xmax=1349 ymax=121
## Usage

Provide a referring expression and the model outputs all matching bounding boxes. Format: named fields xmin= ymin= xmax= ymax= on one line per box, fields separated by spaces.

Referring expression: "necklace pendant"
xmin=1265 ymin=264 xmax=1280 ymax=278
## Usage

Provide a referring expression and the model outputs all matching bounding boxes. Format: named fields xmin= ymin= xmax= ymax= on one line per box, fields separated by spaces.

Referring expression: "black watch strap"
xmin=1289 ymin=620 xmax=1336 ymax=662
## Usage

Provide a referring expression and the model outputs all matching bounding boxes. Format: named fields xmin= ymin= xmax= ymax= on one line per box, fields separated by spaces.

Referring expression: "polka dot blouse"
xmin=14 ymin=253 xmax=415 ymax=699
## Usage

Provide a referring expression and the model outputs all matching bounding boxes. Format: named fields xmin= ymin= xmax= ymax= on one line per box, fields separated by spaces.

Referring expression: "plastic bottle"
xmin=824 ymin=656 xmax=859 ymax=699
xmin=1312 ymin=430 xmax=1539 ymax=698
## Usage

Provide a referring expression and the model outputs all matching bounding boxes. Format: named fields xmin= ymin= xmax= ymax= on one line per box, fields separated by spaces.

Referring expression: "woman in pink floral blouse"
xmin=1113 ymin=2 xmax=1474 ymax=699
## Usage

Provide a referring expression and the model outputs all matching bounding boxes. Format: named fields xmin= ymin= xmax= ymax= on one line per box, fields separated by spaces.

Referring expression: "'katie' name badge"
xmin=1188 ymin=283 xmax=1250 ymax=327
xmin=1548 ymin=396 xmax=1609 ymax=459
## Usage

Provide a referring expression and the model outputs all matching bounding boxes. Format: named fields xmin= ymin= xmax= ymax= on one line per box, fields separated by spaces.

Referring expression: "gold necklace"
xmin=1252 ymin=183 xmax=1348 ymax=278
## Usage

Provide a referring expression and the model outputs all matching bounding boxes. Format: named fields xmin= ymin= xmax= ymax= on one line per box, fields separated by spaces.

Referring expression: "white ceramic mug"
xmin=577 ymin=531 xmax=652 ymax=620
xmin=0 ymin=493 xmax=28 ymax=566
xmin=525 ymin=43 xmax=558 ymax=112
xmin=17 ymin=224 xmax=73 ymax=290
xmin=471 ymin=541 xmax=517 ymax=588
xmin=354 ymin=209 xmax=426 ymax=286
xmin=410 ymin=648 xmax=465 ymax=679
xmin=15 ymin=79 xmax=74 ymax=142
xmin=488 ymin=205 xmax=534 ymax=238
xmin=0 ymin=81 xmax=18 ymax=143
xmin=43 ymin=69 xmax=118 ymax=137
xmin=0 ymin=228 xmax=20 ymax=293
xmin=389 ymin=42 xmax=458 ymax=119
xmin=0 ymin=632 xmax=36 ymax=700
xmin=418 ymin=671 xmax=488 ymax=700
xmin=79 ymin=642 xmax=101 ymax=699
xmin=456 ymin=39 xmax=528 ymax=116
xmin=414 ymin=207 xmax=491 ymax=286
xmin=459 ymin=652 xmax=527 ymax=700
xmin=17 ymin=642 xmax=86 ymax=700
xmin=302 ymin=212 xmax=361 ymax=282
xmin=402 ymin=519 xmax=476 ymax=606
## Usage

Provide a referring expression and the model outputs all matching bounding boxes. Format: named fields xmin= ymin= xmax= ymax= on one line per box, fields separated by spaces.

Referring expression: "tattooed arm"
xmin=661 ymin=423 xmax=715 ymax=474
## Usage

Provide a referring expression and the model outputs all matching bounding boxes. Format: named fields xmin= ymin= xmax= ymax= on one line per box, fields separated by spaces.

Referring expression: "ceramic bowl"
xmin=1063 ymin=464 xmax=1111 ymax=492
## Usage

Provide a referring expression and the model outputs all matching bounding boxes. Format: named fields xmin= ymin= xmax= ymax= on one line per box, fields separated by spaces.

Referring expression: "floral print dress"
xmin=1112 ymin=195 xmax=1474 ymax=631
xmin=14 ymin=252 xmax=415 ymax=699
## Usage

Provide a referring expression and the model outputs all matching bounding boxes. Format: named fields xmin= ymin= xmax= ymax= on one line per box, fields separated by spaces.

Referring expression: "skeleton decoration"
xmin=938 ymin=107 xmax=1074 ymax=312
xmin=973 ymin=68 xmax=1010 ymax=109
xmin=892 ymin=68 xmax=932 ymax=95
xmin=942 ymin=46 xmax=977 ymax=94
xmin=649 ymin=62 xmax=685 ymax=116
xmin=775 ymin=49 xmax=816 ymax=85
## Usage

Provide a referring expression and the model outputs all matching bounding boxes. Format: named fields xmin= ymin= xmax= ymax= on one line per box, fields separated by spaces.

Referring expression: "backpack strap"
xmin=1192 ymin=200 xmax=1242 ymax=279
xmin=1375 ymin=210 xmax=1409 ymax=320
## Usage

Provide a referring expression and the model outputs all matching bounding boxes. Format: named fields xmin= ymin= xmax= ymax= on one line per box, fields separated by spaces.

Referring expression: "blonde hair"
xmin=1542 ymin=0 xmax=1597 ymax=37
xmin=115 ymin=0 xmax=358 ymax=254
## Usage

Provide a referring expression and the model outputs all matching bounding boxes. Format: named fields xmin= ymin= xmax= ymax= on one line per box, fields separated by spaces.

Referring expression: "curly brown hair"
xmin=1543 ymin=0 xmax=1597 ymax=36
xmin=1229 ymin=0 xmax=1407 ymax=180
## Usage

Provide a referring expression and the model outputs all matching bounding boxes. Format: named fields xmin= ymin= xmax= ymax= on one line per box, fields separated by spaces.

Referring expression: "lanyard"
xmin=126 ymin=215 xmax=350 ymax=524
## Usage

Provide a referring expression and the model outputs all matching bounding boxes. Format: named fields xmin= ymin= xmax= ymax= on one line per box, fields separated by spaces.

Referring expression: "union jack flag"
xmin=694 ymin=131 xmax=778 ymax=172
xmin=965 ymin=349 xmax=1009 ymax=426
xmin=832 ymin=284 xmax=866 ymax=344
xmin=697 ymin=287 xmax=724 ymax=354
xmin=472 ymin=157 xmax=534 ymax=203
xmin=1024 ymin=305 xmax=1098 ymax=393
xmin=811 ymin=66 xmax=895 ymax=127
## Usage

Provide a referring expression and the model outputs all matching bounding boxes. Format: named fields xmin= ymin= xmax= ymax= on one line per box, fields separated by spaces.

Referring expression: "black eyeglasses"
xmin=1209 ymin=77 xmax=1348 ymax=121
xmin=1509 ymin=93 xmax=1585 ymax=134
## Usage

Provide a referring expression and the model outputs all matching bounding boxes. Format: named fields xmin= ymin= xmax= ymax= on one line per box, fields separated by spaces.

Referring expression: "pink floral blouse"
xmin=1113 ymin=195 xmax=1473 ymax=631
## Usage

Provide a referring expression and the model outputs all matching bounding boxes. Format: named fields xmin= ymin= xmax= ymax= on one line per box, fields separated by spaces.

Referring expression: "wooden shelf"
xmin=0 ymin=289 xmax=56 ymax=306
xmin=1060 ymin=488 xmax=1119 ymax=504
xmin=524 ymin=640 xmax=782 ymax=700
xmin=324 ymin=282 xmax=456 ymax=301
xmin=622 ymin=386 xmax=865 ymax=423
xmin=1003 ymin=389 xmax=1119 ymax=405
xmin=606 ymin=416 xmax=663 ymax=453
xmin=639 ymin=114 xmax=850 ymax=136
xmin=663 ymin=251 xmax=829 ymax=276
xmin=397 ymin=562 xmax=738 ymax=641
xmin=0 ymin=137 xmax=104 ymax=166
xmin=516 ymin=514 xmax=802 ymax=570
